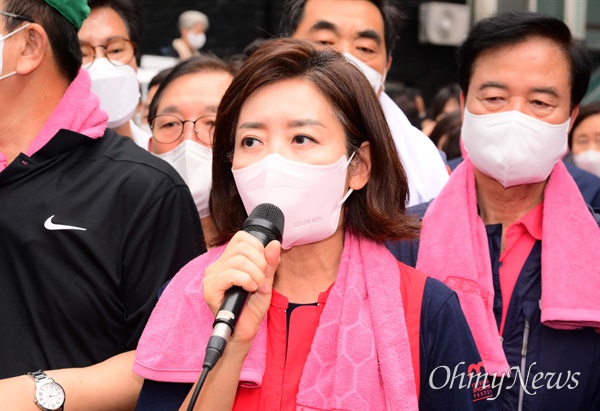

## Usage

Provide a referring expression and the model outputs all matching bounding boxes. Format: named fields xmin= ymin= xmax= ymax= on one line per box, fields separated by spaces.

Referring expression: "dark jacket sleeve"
xmin=120 ymin=185 xmax=205 ymax=349
xmin=419 ymin=278 xmax=497 ymax=411
xmin=136 ymin=380 xmax=192 ymax=410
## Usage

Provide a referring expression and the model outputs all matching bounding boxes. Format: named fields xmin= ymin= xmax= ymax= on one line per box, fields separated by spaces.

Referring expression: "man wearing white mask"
xmin=78 ymin=0 xmax=150 ymax=149
xmin=164 ymin=10 xmax=209 ymax=60
xmin=281 ymin=0 xmax=449 ymax=206
xmin=148 ymin=55 xmax=235 ymax=244
xmin=388 ymin=11 xmax=600 ymax=411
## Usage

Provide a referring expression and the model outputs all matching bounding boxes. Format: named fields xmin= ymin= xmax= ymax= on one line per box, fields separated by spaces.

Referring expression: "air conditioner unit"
xmin=419 ymin=2 xmax=470 ymax=46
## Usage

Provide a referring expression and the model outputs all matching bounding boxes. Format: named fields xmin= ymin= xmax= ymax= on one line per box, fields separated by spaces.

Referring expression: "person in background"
xmin=390 ymin=85 xmax=426 ymax=130
xmin=162 ymin=10 xmax=209 ymax=60
xmin=78 ymin=0 xmax=150 ymax=148
xmin=281 ymin=0 xmax=449 ymax=206
xmin=566 ymin=101 xmax=600 ymax=177
xmin=148 ymin=55 xmax=235 ymax=243
xmin=0 ymin=0 xmax=204 ymax=409
xmin=428 ymin=109 xmax=462 ymax=162
xmin=387 ymin=12 xmax=600 ymax=411
xmin=421 ymin=83 xmax=461 ymax=136
xmin=133 ymin=38 xmax=491 ymax=411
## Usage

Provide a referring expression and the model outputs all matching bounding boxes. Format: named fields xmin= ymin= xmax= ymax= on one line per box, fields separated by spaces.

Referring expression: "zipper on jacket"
xmin=517 ymin=319 xmax=530 ymax=411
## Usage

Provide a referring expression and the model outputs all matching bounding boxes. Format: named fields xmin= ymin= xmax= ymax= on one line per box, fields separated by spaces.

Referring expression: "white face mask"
xmin=232 ymin=153 xmax=354 ymax=250
xmin=462 ymin=108 xmax=570 ymax=188
xmin=154 ymin=140 xmax=213 ymax=218
xmin=0 ymin=23 xmax=30 ymax=81
xmin=343 ymin=52 xmax=386 ymax=95
xmin=85 ymin=58 xmax=140 ymax=129
xmin=186 ymin=32 xmax=206 ymax=50
xmin=573 ymin=149 xmax=600 ymax=177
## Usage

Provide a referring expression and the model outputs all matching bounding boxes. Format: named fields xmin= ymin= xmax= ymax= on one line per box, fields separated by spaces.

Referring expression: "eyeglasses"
xmin=0 ymin=11 xmax=34 ymax=23
xmin=150 ymin=114 xmax=216 ymax=146
xmin=80 ymin=38 xmax=136 ymax=68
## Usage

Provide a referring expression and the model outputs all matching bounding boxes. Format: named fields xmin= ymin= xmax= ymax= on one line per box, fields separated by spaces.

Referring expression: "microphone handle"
xmin=212 ymin=228 xmax=272 ymax=334
xmin=213 ymin=286 xmax=249 ymax=332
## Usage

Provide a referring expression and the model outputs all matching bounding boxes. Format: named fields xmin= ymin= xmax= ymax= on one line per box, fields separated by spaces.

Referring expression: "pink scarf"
xmin=1 ymin=69 xmax=107 ymax=172
xmin=134 ymin=232 xmax=418 ymax=411
xmin=417 ymin=158 xmax=600 ymax=376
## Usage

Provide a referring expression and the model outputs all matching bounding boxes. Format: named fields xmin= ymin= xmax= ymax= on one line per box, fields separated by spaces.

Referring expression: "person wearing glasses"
xmin=78 ymin=0 xmax=150 ymax=148
xmin=148 ymin=55 xmax=236 ymax=243
xmin=0 ymin=0 xmax=204 ymax=409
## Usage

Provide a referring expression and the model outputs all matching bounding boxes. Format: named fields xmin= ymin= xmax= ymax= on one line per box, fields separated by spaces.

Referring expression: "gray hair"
xmin=178 ymin=10 xmax=209 ymax=31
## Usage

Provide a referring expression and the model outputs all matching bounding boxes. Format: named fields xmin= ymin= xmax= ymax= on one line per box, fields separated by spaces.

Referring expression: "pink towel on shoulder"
xmin=417 ymin=158 xmax=600 ymax=376
xmin=132 ymin=244 xmax=268 ymax=384
xmin=1 ymin=69 xmax=107 ymax=172
xmin=26 ymin=69 xmax=108 ymax=157
xmin=134 ymin=233 xmax=418 ymax=411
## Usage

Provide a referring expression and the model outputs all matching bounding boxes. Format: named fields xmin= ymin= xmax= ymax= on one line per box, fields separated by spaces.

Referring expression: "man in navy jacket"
xmin=388 ymin=11 xmax=600 ymax=411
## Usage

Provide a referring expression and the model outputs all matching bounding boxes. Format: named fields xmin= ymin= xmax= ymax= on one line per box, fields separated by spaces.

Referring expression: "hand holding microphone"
xmin=201 ymin=204 xmax=284 ymax=369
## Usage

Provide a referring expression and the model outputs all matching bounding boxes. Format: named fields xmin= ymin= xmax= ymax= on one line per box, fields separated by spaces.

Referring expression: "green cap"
xmin=44 ymin=0 xmax=90 ymax=31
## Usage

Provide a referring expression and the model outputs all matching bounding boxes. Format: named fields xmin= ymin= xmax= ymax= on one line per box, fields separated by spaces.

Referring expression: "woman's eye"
xmin=293 ymin=135 xmax=314 ymax=144
xmin=241 ymin=137 xmax=259 ymax=147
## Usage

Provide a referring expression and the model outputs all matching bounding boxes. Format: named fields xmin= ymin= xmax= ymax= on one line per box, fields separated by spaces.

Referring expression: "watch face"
xmin=36 ymin=382 xmax=65 ymax=410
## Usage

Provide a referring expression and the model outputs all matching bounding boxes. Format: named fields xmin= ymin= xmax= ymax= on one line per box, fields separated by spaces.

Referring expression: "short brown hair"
xmin=209 ymin=38 xmax=418 ymax=247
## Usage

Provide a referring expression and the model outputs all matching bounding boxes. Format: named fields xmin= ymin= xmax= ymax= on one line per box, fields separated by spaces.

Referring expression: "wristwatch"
xmin=27 ymin=370 xmax=65 ymax=411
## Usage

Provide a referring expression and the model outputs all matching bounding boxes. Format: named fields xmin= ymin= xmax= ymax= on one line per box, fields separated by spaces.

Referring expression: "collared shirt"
xmin=233 ymin=288 xmax=329 ymax=411
xmin=498 ymin=202 xmax=543 ymax=335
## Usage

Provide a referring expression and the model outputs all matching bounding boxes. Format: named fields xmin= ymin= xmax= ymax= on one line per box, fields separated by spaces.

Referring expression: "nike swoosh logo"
xmin=44 ymin=215 xmax=87 ymax=231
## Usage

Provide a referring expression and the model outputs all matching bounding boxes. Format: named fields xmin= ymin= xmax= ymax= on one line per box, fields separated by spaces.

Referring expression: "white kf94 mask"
xmin=462 ymin=108 xmax=570 ymax=188
xmin=155 ymin=140 xmax=213 ymax=218
xmin=85 ymin=58 xmax=140 ymax=129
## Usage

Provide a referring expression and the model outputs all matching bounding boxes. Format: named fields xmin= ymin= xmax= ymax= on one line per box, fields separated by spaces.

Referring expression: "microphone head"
xmin=242 ymin=203 xmax=284 ymax=245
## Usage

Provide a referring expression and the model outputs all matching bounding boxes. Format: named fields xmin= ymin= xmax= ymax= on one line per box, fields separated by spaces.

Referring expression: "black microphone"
xmin=203 ymin=203 xmax=284 ymax=370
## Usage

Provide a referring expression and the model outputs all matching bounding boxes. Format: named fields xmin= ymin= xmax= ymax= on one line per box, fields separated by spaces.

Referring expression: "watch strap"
xmin=28 ymin=370 xmax=51 ymax=383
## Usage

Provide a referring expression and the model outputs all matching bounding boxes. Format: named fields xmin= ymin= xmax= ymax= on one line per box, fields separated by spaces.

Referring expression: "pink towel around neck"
xmin=416 ymin=158 xmax=600 ymax=376
xmin=25 ymin=68 xmax=108 ymax=158
xmin=133 ymin=232 xmax=418 ymax=411
xmin=132 ymin=244 xmax=268 ymax=385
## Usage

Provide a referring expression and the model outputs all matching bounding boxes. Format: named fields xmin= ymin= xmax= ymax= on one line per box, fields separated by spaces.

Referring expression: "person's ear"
xmin=567 ymin=104 xmax=580 ymax=134
xmin=385 ymin=56 xmax=392 ymax=73
xmin=349 ymin=141 xmax=371 ymax=191
xmin=459 ymin=92 xmax=466 ymax=121
xmin=148 ymin=137 xmax=153 ymax=152
xmin=16 ymin=24 xmax=48 ymax=76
